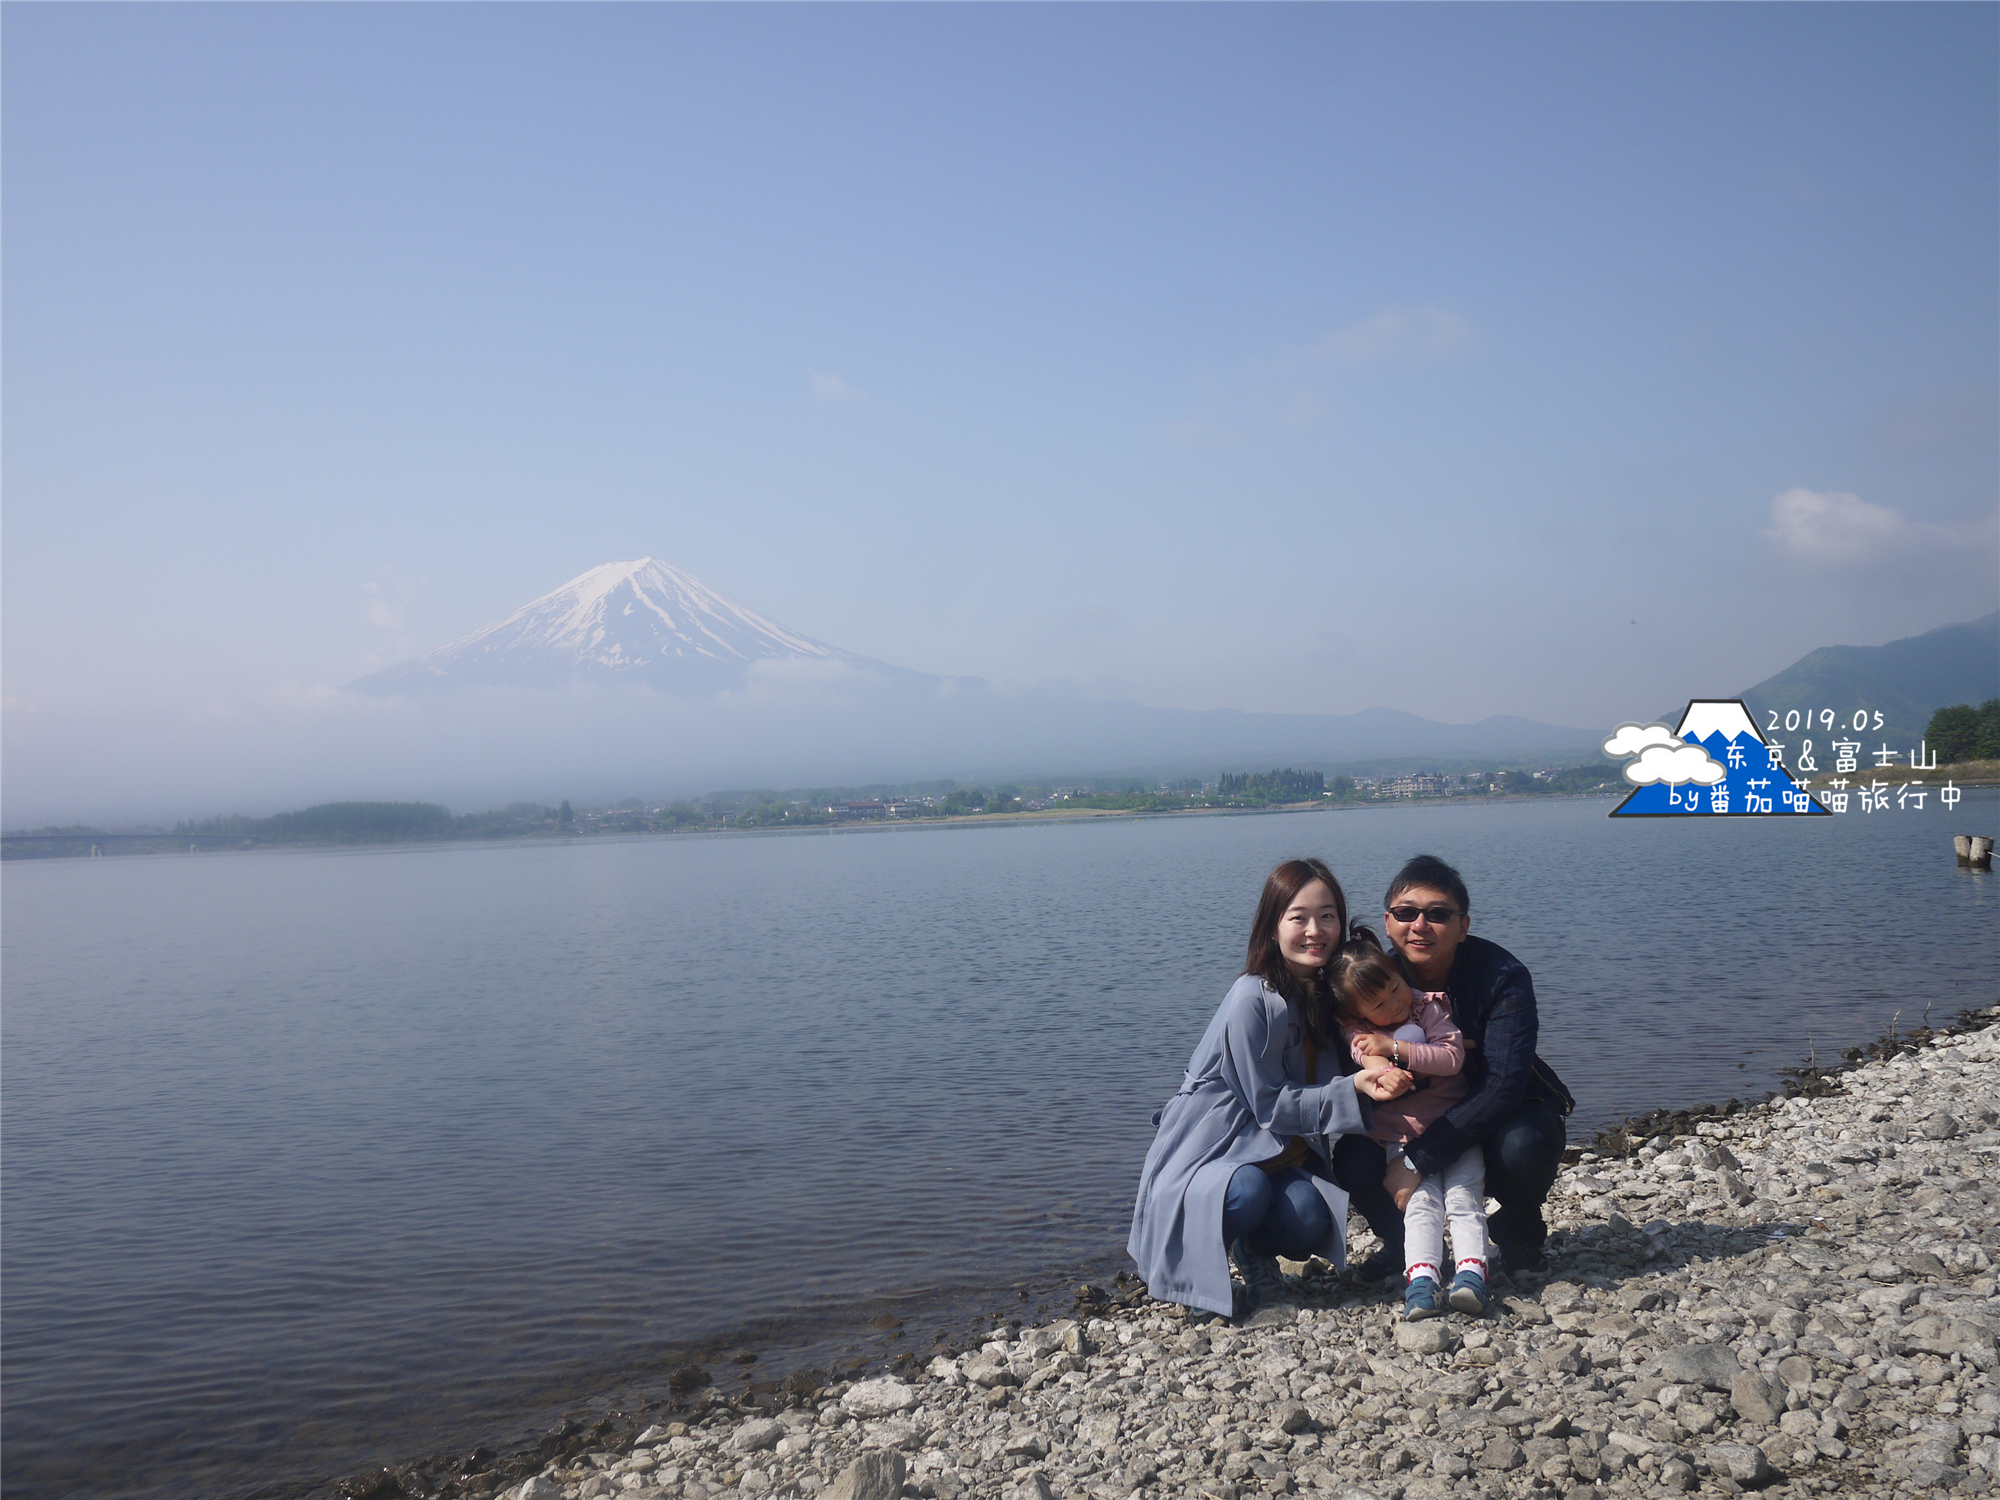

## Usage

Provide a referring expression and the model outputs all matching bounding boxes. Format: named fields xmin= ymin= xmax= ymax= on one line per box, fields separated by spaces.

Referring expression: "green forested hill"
xmin=1739 ymin=611 xmax=1999 ymax=748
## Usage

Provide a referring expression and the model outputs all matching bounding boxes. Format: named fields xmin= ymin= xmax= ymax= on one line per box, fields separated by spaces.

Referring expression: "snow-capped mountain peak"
xmin=348 ymin=558 xmax=874 ymax=693
xmin=1674 ymin=700 xmax=1764 ymax=745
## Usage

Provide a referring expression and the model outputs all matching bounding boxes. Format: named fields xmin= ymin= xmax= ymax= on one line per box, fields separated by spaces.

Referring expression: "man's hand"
xmin=1385 ymin=1156 xmax=1421 ymax=1213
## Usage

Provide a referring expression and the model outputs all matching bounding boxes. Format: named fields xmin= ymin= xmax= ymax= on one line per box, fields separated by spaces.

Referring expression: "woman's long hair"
xmin=1243 ymin=858 xmax=1347 ymax=1045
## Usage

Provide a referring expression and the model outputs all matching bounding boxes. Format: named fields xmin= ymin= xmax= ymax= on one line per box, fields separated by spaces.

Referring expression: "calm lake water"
xmin=5 ymin=793 xmax=1997 ymax=1499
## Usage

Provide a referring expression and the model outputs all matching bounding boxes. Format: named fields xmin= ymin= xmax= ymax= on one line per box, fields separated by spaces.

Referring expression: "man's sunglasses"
xmin=1386 ymin=904 xmax=1461 ymax=925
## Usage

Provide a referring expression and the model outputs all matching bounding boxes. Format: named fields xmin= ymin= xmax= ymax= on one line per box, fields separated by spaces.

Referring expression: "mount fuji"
xmin=340 ymin=556 xmax=1602 ymax=775
xmin=348 ymin=559 xmax=928 ymax=694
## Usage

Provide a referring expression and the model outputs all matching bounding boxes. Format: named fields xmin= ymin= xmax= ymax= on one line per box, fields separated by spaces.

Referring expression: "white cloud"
xmin=1763 ymin=487 xmax=1937 ymax=566
xmin=807 ymin=369 xmax=866 ymax=404
xmin=1310 ymin=304 xmax=1475 ymax=363
xmin=1602 ymin=722 xmax=1680 ymax=758
xmin=362 ymin=581 xmax=404 ymax=631
xmin=1624 ymin=742 xmax=1727 ymax=786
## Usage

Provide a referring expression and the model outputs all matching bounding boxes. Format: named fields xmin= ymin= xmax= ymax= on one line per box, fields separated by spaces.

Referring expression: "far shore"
xmin=10 ymin=758 xmax=1998 ymax=860
xmin=0 ymin=788 xmax=1628 ymax=860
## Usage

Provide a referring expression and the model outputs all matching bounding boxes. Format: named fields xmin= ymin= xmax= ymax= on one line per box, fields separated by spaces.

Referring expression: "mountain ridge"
xmin=1737 ymin=610 xmax=1999 ymax=747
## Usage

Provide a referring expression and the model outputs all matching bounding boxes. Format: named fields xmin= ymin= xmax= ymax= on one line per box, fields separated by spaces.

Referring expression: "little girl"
xmin=1326 ymin=927 xmax=1490 ymax=1320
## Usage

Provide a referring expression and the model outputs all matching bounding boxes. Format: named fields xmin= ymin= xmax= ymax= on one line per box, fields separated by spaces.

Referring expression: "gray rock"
xmin=1011 ymin=1475 xmax=1057 ymax=1500
xmin=1729 ymin=1371 xmax=1785 ymax=1427
xmin=731 ymin=1419 xmax=786 ymax=1454
xmin=1660 ymin=1344 xmax=1739 ymax=1391
xmin=1002 ymin=1432 xmax=1050 ymax=1459
xmin=862 ymin=1419 xmax=927 ymax=1451
xmin=1900 ymin=1313 xmax=1998 ymax=1366
xmin=1276 ymin=1400 xmax=1312 ymax=1434
xmin=1920 ymin=1112 xmax=1961 ymax=1140
xmin=1702 ymin=1442 xmax=1774 ymax=1486
xmin=1078 ymin=1412 xmax=1119 ymax=1449
xmin=1659 ymin=1456 xmax=1697 ymax=1490
xmin=1394 ymin=1320 xmax=1457 ymax=1355
xmin=1237 ymin=1302 xmax=1295 ymax=1329
xmin=1858 ymin=1283 xmax=1919 ymax=1317
xmin=826 ymin=1452 xmax=907 ymax=1500
xmin=512 ymin=1480 xmax=562 ymax=1500
xmin=961 ymin=1353 xmax=1017 ymax=1389
xmin=1476 ymin=1437 xmax=1525 ymax=1471
xmin=842 ymin=1379 xmax=919 ymax=1418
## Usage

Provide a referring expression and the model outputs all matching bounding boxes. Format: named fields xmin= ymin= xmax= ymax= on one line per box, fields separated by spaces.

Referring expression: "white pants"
xmin=1403 ymin=1144 xmax=1487 ymax=1281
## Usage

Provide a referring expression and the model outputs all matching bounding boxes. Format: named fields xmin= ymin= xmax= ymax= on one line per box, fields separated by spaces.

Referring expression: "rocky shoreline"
xmin=352 ymin=1010 xmax=1999 ymax=1500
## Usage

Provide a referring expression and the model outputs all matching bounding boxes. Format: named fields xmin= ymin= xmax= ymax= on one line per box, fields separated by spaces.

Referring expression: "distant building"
xmin=835 ymin=801 xmax=887 ymax=819
xmin=1383 ymin=774 xmax=1453 ymax=800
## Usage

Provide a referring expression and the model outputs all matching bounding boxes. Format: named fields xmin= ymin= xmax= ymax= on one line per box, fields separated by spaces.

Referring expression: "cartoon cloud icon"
xmin=1603 ymin=722 xmax=1727 ymax=784
xmin=1605 ymin=700 xmax=1829 ymax=817
xmin=1624 ymin=742 xmax=1728 ymax=786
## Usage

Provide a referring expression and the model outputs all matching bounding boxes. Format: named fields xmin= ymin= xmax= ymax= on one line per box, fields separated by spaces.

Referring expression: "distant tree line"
xmin=1925 ymin=700 xmax=2000 ymax=764
xmin=1488 ymin=765 xmax=1626 ymax=796
xmin=174 ymin=802 xmax=454 ymax=843
xmin=1216 ymin=768 xmax=1325 ymax=802
xmin=146 ymin=755 xmax=1644 ymax=856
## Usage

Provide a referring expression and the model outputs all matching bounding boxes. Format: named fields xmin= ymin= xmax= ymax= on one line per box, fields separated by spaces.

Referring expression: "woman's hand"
xmin=1353 ymin=1066 xmax=1413 ymax=1101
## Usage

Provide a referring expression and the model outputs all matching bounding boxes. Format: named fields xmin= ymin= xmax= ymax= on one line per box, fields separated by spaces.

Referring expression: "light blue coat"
xmin=1127 ymin=975 xmax=1366 ymax=1315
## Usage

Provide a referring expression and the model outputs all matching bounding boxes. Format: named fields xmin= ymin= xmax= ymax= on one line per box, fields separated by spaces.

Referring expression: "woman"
xmin=1128 ymin=859 xmax=1414 ymax=1319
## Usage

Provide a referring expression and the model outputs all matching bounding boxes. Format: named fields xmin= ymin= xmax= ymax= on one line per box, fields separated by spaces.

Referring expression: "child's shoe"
xmin=1447 ymin=1266 xmax=1491 ymax=1316
xmin=1403 ymin=1276 xmax=1442 ymax=1321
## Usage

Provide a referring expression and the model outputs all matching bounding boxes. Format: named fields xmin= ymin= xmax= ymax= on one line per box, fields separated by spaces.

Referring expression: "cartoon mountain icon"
xmin=1610 ymin=700 xmax=1830 ymax=817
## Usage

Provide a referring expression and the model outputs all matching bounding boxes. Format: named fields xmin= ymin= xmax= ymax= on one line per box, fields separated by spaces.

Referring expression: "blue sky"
xmin=5 ymin=5 xmax=1995 ymax=785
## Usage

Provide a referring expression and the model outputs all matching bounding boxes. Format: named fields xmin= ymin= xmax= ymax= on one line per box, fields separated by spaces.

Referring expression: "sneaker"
xmin=1349 ymin=1245 xmax=1405 ymax=1282
xmin=1447 ymin=1267 xmax=1492 ymax=1316
xmin=1231 ymin=1241 xmax=1289 ymax=1315
xmin=1403 ymin=1276 xmax=1442 ymax=1320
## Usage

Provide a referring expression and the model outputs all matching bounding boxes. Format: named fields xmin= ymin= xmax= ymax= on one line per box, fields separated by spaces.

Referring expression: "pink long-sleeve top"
xmin=1339 ymin=990 xmax=1470 ymax=1149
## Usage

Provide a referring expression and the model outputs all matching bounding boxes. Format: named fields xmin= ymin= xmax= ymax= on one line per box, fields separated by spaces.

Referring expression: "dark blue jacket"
xmin=1379 ymin=934 xmax=1572 ymax=1177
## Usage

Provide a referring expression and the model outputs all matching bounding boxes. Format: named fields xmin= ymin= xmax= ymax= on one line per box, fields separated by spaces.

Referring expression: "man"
xmin=1333 ymin=854 xmax=1572 ymax=1277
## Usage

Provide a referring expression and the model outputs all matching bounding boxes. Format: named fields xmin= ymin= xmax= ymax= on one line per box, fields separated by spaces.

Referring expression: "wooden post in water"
xmin=1972 ymin=836 xmax=1995 ymax=871
xmin=1957 ymin=835 xmax=1974 ymax=865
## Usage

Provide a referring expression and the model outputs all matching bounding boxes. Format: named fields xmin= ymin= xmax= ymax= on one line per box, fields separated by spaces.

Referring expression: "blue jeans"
xmin=1222 ymin=1164 xmax=1332 ymax=1258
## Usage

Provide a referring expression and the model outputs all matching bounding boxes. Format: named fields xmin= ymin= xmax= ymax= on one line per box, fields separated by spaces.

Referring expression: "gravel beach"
xmin=441 ymin=1011 xmax=1999 ymax=1500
